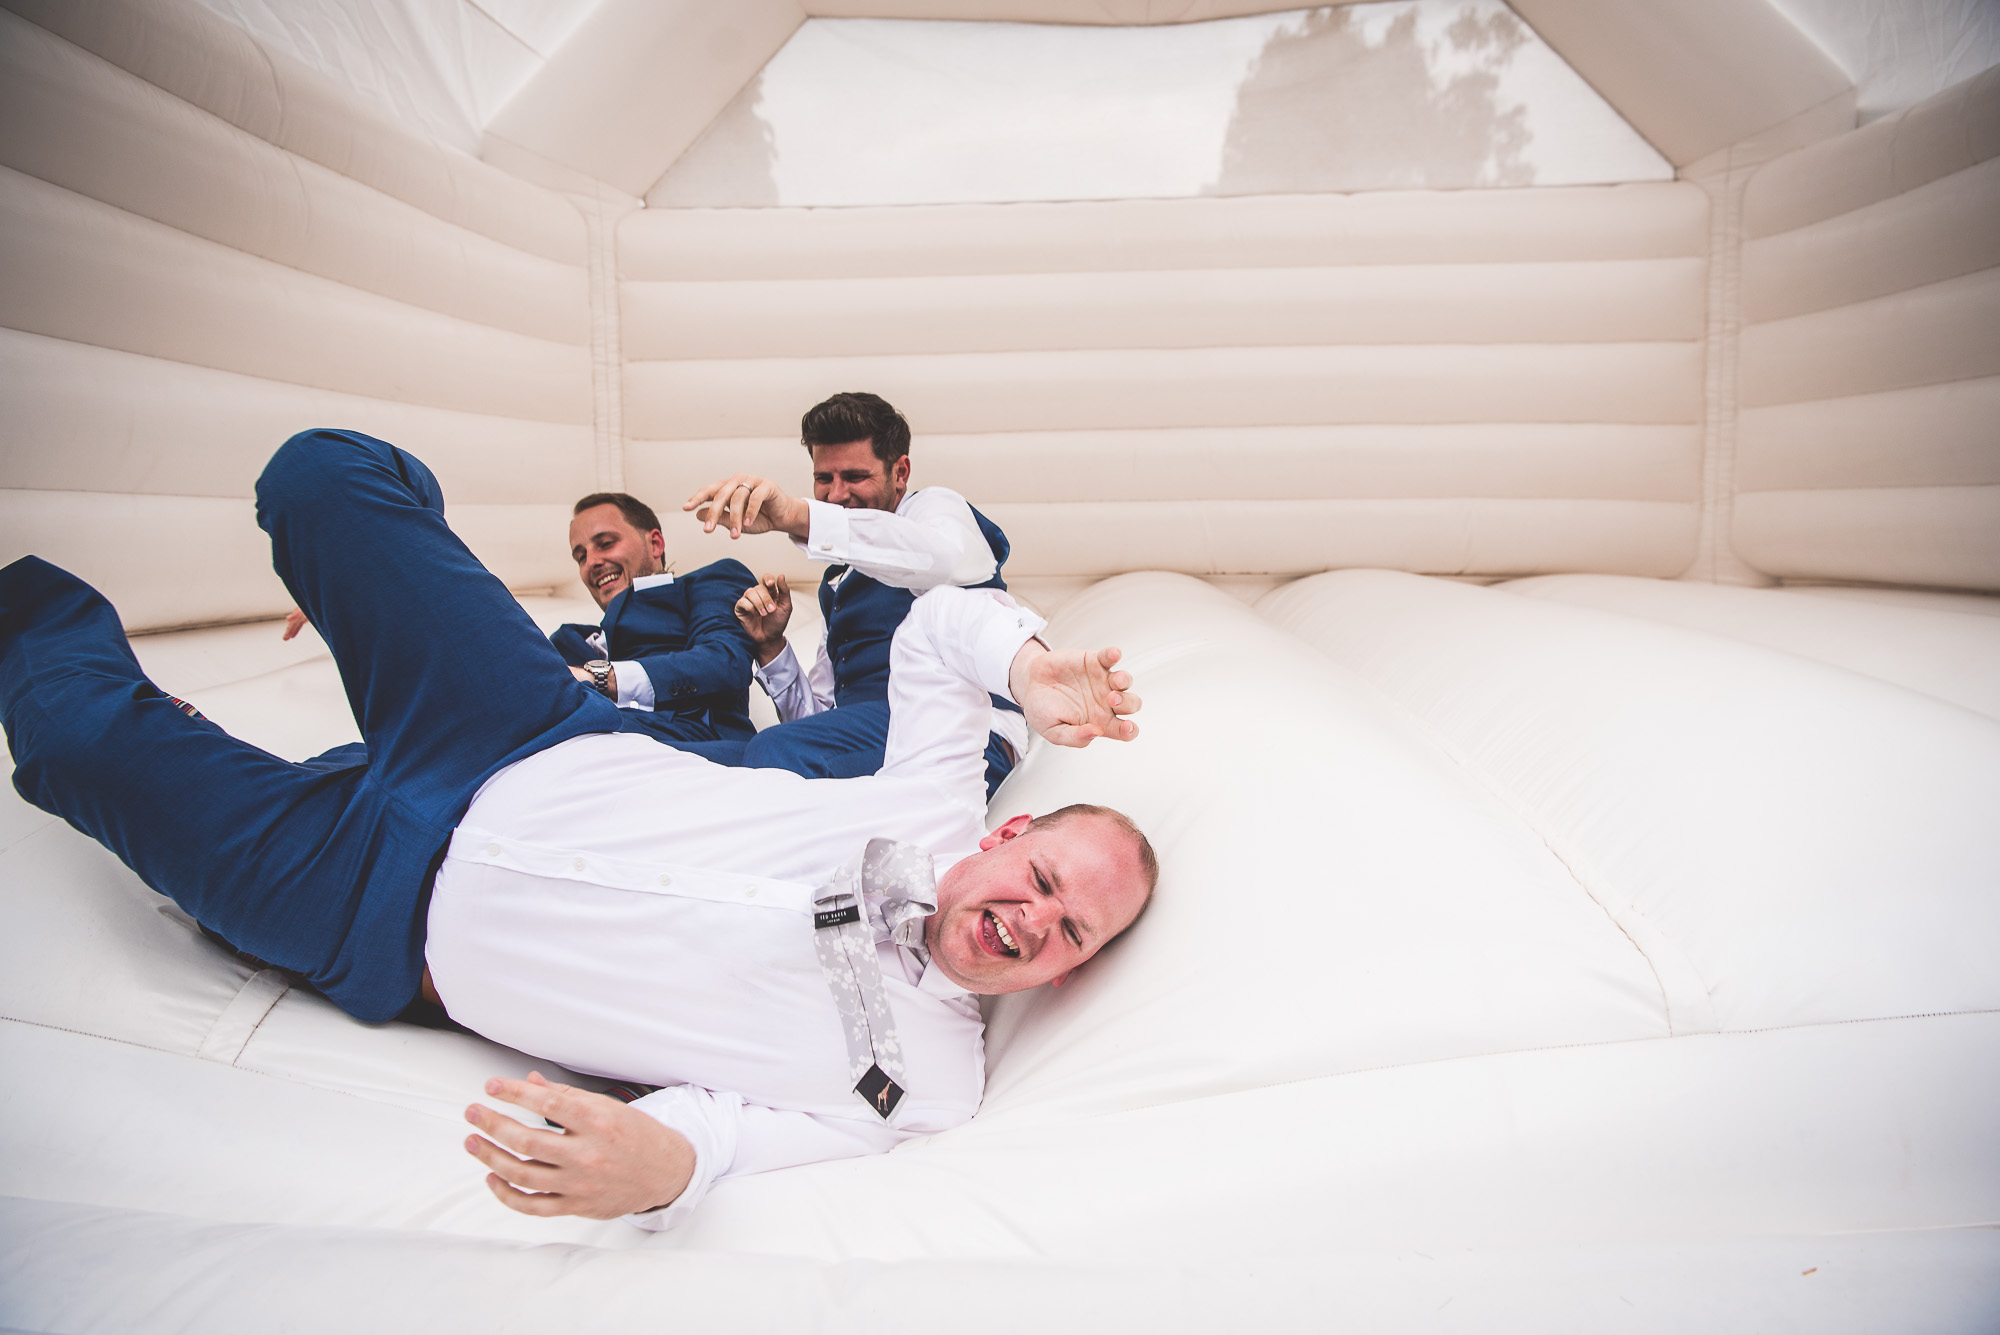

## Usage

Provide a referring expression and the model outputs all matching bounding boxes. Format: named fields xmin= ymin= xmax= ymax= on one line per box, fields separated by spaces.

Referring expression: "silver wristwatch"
xmin=585 ymin=659 xmax=614 ymax=698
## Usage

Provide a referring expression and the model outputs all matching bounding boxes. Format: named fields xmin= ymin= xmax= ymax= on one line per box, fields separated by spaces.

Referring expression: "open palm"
xmin=1012 ymin=644 xmax=1142 ymax=748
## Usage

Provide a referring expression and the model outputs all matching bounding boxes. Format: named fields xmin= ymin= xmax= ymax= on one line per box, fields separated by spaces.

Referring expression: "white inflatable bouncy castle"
xmin=2 ymin=0 xmax=1998 ymax=1328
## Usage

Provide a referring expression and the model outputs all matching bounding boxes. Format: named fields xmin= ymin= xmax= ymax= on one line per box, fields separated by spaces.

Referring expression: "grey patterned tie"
xmin=812 ymin=837 xmax=937 ymax=1120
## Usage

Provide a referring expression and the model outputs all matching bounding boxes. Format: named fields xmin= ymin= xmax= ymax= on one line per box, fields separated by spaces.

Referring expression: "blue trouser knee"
xmin=1 ymin=429 xmax=621 ymax=1022
xmin=739 ymin=701 xmax=1017 ymax=796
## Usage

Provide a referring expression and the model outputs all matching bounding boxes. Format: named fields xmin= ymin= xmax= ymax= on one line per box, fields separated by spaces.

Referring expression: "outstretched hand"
xmin=464 ymin=1071 xmax=693 ymax=1219
xmin=684 ymin=474 xmax=808 ymax=540
xmin=1008 ymin=642 xmax=1142 ymax=748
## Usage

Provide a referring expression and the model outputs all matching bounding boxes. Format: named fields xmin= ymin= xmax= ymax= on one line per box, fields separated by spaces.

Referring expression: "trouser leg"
xmin=613 ymin=707 xmax=748 ymax=765
xmin=255 ymin=429 xmax=619 ymax=827
xmin=738 ymin=702 xmax=894 ymax=779
xmin=4 ymin=430 xmax=625 ymax=1020
xmin=740 ymin=701 xmax=1017 ymax=795
xmin=0 ymin=557 xmax=409 ymax=1002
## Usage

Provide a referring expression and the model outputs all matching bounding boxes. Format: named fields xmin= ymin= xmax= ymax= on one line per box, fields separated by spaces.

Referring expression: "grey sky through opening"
xmin=649 ymin=2 xmax=1673 ymax=209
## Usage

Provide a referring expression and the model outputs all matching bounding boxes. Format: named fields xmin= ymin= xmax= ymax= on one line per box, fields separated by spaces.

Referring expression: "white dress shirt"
xmin=426 ymin=586 xmax=1046 ymax=1230
xmin=752 ymin=487 xmax=1027 ymax=757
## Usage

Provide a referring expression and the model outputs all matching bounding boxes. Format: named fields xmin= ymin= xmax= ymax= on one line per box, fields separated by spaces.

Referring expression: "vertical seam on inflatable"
xmin=574 ymin=188 xmax=636 ymax=493
xmin=1687 ymin=152 xmax=1764 ymax=585
xmin=1684 ymin=88 xmax=1858 ymax=586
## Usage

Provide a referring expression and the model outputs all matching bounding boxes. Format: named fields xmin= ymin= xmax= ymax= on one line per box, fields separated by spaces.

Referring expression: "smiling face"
xmin=924 ymin=812 xmax=1152 ymax=994
xmin=569 ymin=503 xmax=665 ymax=609
xmin=811 ymin=439 xmax=911 ymax=513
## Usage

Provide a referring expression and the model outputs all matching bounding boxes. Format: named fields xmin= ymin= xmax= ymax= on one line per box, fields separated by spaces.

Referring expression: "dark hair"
xmin=573 ymin=492 xmax=661 ymax=534
xmin=801 ymin=392 xmax=911 ymax=466
xmin=1024 ymin=803 xmax=1161 ymax=904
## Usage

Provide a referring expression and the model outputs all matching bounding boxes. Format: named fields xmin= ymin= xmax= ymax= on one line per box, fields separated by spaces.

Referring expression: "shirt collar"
xmin=914 ymin=951 xmax=973 ymax=1000
xmin=886 ymin=919 xmax=973 ymax=1001
xmin=910 ymin=849 xmax=979 ymax=998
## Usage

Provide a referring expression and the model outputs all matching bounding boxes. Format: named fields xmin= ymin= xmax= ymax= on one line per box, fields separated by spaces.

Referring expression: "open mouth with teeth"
xmin=980 ymin=909 xmax=1021 ymax=958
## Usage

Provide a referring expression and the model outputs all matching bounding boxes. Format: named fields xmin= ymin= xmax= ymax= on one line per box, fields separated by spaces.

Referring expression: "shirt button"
xmin=572 ymin=857 xmax=586 ymax=872
xmin=658 ymin=873 xmax=672 ymax=887
xmin=485 ymin=843 xmax=500 ymax=857
xmin=745 ymin=886 xmax=758 ymax=898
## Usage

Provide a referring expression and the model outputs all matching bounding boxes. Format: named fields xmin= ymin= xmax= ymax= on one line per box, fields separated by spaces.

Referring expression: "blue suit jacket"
xmin=552 ymin=559 xmax=758 ymax=742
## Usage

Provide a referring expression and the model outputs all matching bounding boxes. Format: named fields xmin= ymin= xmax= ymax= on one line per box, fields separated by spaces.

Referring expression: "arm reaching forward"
xmin=687 ymin=474 xmax=994 ymax=591
xmin=881 ymin=586 xmax=1140 ymax=804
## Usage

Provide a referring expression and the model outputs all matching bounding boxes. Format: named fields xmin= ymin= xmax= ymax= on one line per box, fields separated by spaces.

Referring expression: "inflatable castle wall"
xmin=1 ymin=0 xmax=1996 ymax=1328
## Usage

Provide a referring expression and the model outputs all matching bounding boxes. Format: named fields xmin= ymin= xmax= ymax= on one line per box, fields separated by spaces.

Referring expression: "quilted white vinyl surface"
xmin=4 ymin=574 xmax=1997 ymax=1330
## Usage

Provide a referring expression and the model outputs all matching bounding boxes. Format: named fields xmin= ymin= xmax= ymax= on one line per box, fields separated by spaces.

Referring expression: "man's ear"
xmin=647 ymin=529 xmax=666 ymax=564
xmin=1050 ymin=970 xmax=1071 ymax=987
xmin=891 ymin=455 xmax=912 ymax=490
xmin=977 ymin=812 xmax=1033 ymax=852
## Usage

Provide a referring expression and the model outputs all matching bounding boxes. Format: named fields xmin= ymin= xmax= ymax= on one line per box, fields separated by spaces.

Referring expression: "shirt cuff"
xmin=753 ymin=640 xmax=804 ymax=697
xmin=622 ymin=1088 xmax=732 ymax=1232
xmin=612 ymin=660 xmax=652 ymax=709
xmin=972 ymin=598 xmax=1047 ymax=700
xmin=800 ymin=498 xmax=852 ymax=564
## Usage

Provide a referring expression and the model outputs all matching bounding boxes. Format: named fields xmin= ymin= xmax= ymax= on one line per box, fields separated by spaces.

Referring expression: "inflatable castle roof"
xmin=2 ymin=1 xmax=1997 ymax=1330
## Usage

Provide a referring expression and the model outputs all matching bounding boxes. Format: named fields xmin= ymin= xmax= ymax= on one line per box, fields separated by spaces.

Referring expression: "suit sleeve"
xmin=549 ymin=624 xmax=598 ymax=667
xmin=631 ymin=562 xmax=758 ymax=710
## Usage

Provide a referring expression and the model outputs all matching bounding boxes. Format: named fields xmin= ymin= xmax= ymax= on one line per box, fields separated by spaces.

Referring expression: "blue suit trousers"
xmin=739 ymin=701 xmax=1017 ymax=797
xmin=0 ymin=429 xmax=623 ymax=1022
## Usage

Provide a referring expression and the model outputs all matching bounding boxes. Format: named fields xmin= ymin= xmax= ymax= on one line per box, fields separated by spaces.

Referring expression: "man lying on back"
xmin=1 ymin=428 xmax=1153 ymax=1227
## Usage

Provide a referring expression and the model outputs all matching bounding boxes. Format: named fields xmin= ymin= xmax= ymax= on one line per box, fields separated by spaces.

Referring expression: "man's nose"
xmin=1022 ymin=895 xmax=1062 ymax=932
